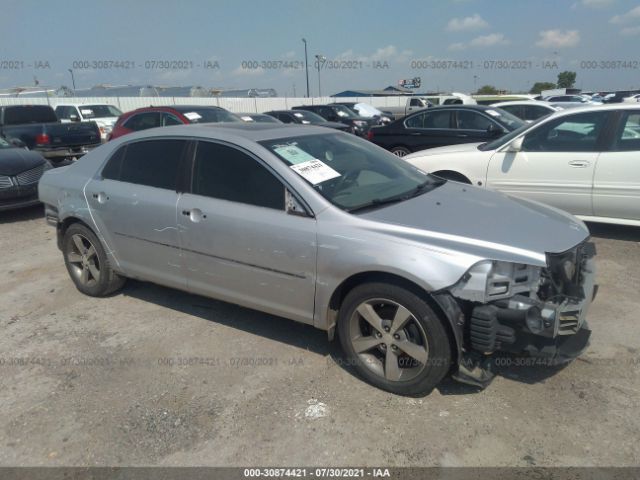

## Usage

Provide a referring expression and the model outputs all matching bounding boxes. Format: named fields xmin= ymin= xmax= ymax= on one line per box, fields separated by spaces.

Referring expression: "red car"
xmin=109 ymin=105 xmax=241 ymax=140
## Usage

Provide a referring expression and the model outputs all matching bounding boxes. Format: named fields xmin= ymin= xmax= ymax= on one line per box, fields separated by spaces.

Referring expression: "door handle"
xmin=182 ymin=208 xmax=207 ymax=222
xmin=568 ymin=160 xmax=590 ymax=168
xmin=91 ymin=192 xmax=108 ymax=203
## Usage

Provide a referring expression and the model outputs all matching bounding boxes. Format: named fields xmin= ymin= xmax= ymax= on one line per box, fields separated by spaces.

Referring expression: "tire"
xmin=62 ymin=223 xmax=126 ymax=297
xmin=337 ymin=282 xmax=452 ymax=395
xmin=390 ymin=146 xmax=411 ymax=157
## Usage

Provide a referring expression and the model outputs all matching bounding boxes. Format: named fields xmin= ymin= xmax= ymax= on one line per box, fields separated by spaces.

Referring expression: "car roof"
xmin=490 ymin=100 xmax=554 ymax=107
xmin=54 ymin=103 xmax=116 ymax=107
xmin=116 ymin=122 xmax=333 ymax=143
xmin=236 ymin=112 xmax=269 ymax=117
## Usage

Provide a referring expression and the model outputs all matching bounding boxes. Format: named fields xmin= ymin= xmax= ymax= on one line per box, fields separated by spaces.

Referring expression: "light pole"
xmin=68 ymin=69 xmax=76 ymax=90
xmin=302 ymin=38 xmax=310 ymax=98
xmin=315 ymin=54 xmax=326 ymax=97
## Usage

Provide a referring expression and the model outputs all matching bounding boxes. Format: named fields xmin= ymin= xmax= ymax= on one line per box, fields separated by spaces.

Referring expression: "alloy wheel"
xmin=66 ymin=234 xmax=101 ymax=287
xmin=348 ymin=298 xmax=429 ymax=382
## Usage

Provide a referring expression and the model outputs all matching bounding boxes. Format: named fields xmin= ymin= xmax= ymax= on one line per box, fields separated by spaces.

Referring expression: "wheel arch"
xmin=326 ymin=271 xmax=463 ymax=363
xmin=57 ymin=215 xmax=95 ymax=250
xmin=432 ymin=170 xmax=471 ymax=184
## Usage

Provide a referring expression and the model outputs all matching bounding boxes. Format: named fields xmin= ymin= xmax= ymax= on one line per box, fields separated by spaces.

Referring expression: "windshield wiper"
xmin=346 ymin=178 xmax=445 ymax=213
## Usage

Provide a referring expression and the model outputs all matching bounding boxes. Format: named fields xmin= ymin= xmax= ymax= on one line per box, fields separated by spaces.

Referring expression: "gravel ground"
xmin=0 ymin=205 xmax=639 ymax=467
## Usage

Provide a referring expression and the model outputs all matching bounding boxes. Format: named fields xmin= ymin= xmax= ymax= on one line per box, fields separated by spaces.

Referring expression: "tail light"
xmin=367 ymin=129 xmax=375 ymax=141
xmin=35 ymin=133 xmax=50 ymax=145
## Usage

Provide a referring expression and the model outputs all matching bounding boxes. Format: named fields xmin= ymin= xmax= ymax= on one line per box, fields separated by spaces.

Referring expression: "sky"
xmin=2 ymin=0 xmax=640 ymax=95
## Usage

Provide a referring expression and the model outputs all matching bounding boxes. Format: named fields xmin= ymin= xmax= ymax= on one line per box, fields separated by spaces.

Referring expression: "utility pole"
xmin=302 ymin=38 xmax=310 ymax=97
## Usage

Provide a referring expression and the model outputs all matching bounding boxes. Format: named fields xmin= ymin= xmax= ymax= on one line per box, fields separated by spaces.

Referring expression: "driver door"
xmin=485 ymin=110 xmax=612 ymax=216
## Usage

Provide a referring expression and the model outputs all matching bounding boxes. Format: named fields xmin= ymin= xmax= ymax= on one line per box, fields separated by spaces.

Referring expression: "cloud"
xmin=469 ymin=33 xmax=509 ymax=47
xmin=448 ymin=33 xmax=509 ymax=50
xmin=334 ymin=45 xmax=413 ymax=63
xmin=621 ymin=25 xmax=640 ymax=35
xmin=535 ymin=29 xmax=580 ymax=48
xmin=448 ymin=42 xmax=467 ymax=51
xmin=573 ymin=0 xmax=614 ymax=7
xmin=446 ymin=14 xmax=489 ymax=31
xmin=610 ymin=5 xmax=640 ymax=23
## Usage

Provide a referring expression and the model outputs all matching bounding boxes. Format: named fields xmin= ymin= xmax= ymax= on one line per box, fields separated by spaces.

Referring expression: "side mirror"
xmin=506 ymin=136 xmax=524 ymax=152
xmin=285 ymin=189 xmax=310 ymax=217
xmin=69 ymin=114 xmax=80 ymax=122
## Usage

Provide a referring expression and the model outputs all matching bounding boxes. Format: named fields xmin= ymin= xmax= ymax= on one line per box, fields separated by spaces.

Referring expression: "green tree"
xmin=557 ymin=71 xmax=577 ymax=89
xmin=476 ymin=85 xmax=499 ymax=95
xmin=529 ymin=81 xmax=557 ymax=94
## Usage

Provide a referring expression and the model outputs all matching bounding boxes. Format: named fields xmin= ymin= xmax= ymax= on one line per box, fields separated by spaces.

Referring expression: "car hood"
xmin=405 ymin=142 xmax=484 ymax=159
xmin=0 ymin=148 xmax=46 ymax=175
xmin=359 ymin=181 xmax=589 ymax=266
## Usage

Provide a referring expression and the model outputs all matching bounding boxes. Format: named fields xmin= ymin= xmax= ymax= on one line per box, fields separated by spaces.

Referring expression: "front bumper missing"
xmin=450 ymin=241 xmax=597 ymax=388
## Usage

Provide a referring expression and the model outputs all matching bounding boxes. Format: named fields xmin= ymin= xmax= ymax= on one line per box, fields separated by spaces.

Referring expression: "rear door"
xmin=86 ymin=138 xmax=189 ymax=288
xmin=592 ymin=110 xmax=640 ymax=221
xmin=177 ymin=140 xmax=317 ymax=323
xmin=454 ymin=109 xmax=505 ymax=143
xmin=400 ymin=109 xmax=456 ymax=150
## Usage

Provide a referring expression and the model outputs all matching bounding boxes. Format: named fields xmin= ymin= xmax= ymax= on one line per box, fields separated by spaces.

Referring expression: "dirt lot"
xmin=0 ymin=205 xmax=639 ymax=467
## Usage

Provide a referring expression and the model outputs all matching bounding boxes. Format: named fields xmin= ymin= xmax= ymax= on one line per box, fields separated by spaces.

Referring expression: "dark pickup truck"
xmin=0 ymin=105 xmax=101 ymax=163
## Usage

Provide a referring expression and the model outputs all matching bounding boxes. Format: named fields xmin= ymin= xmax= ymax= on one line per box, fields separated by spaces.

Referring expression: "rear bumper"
xmin=36 ymin=144 xmax=100 ymax=160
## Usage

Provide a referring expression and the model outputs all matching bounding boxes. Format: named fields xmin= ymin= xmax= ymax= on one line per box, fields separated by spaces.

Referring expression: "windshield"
xmin=292 ymin=110 xmax=327 ymax=124
xmin=332 ymin=105 xmax=358 ymax=118
xmin=181 ymin=108 xmax=241 ymax=123
xmin=260 ymin=133 xmax=443 ymax=212
xmin=478 ymin=115 xmax=545 ymax=151
xmin=80 ymin=105 xmax=122 ymax=118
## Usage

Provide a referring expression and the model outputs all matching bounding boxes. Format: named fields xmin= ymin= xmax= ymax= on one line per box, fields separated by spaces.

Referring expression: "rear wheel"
xmin=338 ymin=282 xmax=452 ymax=395
xmin=390 ymin=146 xmax=411 ymax=157
xmin=62 ymin=223 xmax=126 ymax=297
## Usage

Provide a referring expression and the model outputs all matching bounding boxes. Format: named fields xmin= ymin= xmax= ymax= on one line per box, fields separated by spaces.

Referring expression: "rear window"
xmin=3 ymin=106 xmax=58 ymax=125
xmin=177 ymin=108 xmax=240 ymax=124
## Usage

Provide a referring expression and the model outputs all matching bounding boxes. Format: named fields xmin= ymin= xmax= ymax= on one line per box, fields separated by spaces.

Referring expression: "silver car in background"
xmin=38 ymin=124 xmax=597 ymax=395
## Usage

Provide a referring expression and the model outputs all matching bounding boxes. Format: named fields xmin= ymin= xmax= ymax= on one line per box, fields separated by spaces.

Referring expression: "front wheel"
xmin=62 ymin=223 xmax=126 ymax=297
xmin=338 ymin=282 xmax=452 ymax=395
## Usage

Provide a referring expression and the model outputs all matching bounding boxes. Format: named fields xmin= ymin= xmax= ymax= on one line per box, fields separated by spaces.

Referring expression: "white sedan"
xmin=403 ymin=104 xmax=640 ymax=227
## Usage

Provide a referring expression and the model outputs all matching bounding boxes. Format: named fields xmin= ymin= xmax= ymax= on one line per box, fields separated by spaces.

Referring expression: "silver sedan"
xmin=39 ymin=123 xmax=597 ymax=395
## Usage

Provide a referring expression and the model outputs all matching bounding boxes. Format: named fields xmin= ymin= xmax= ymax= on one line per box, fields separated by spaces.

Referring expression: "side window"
xmin=162 ymin=113 xmax=182 ymax=126
xmin=524 ymin=105 xmax=551 ymax=121
xmin=124 ymin=112 xmax=161 ymax=131
xmin=614 ymin=111 xmax=640 ymax=151
xmin=101 ymin=145 xmax=126 ymax=180
xmin=117 ymin=140 xmax=186 ymax=189
xmin=55 ymin=106 xmax=68 ymax=119
xmin=409 ymin=98 xmax=421 ymax=107
xmin=192 ymin=141 xmax=284 ymax=210
xmin=522 ymin=111 xmax=608 ymax=152
xmin=423 ymin=110 xmax=452 ymax=129
xmin=405 ymin=112 xmax=425 ymax=128
xmin=456 ymin=111 xmax=493 ymax=130
xmin=278 ymin=114 xmax=293 ymax=124
xmin=500 ymin=105 xmax=522 ymax=119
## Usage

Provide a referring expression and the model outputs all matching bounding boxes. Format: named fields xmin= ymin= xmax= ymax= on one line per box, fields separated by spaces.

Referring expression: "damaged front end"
xmin=444 ymin=241 xmax=597 ymax=388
